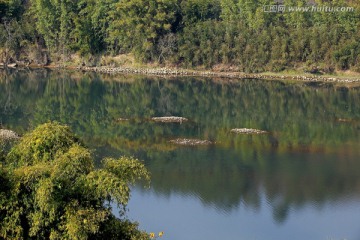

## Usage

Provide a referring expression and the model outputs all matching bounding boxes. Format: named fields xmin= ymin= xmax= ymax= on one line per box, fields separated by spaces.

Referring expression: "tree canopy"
xmin=0 ymin=122 xmax=150 ymax=240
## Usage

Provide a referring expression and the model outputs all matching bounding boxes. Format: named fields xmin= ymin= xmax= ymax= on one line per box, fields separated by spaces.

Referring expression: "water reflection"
xmin=126 ymin=188 xmax=360 ymax=240
xmin=136 ymin=146 xmax=360 ymax=223
xmin=1 ymin=70 xmax=360 ymax=227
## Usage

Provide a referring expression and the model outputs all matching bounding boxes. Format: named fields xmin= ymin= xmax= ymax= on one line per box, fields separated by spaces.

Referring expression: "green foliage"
xmin=0 ymin=0 xmax=24 ymax=21
xmin=333 ymin=41 xmax=360 ymax=70
xmin=31 ymin=0 xmax=61 ymax=51
xmin=0 ymin=139 xmax=10 ymax=162
xmin=91 ymin=217 xmax=149 ymax=240
xmin=0 ymin=122 xmax=150 ymax=239
xmin=2 ymin=0 xmax=360 ymax=70
xmin=181 ymin=0 xmax=221 ymax=26
xmin=108 ymin=0 xmax=178 ymax=61
xmin=7 ymin=122 xmax=82 ymax=167
xmin=0 ymin=19 xmax=25 ymax=64
xmin=82 ymin=157 xmax=150 ymax=209
xmin=73 ymin=0 xmax=117 ymax=55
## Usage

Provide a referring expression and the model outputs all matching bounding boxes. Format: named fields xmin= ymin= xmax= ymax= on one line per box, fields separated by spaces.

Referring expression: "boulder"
xmin=169 ymin=138 xmax=213 ymax=146
xmin=0 ymin=129 xmax=20 ymax=141
xmin=151 ymin=116 xmax=189 ymax=123
xmin=230 ymin=128 xmax=268 ymax=134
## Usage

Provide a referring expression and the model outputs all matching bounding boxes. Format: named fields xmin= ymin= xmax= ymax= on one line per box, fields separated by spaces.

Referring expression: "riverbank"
xmin=2 ymin=62 xmax=360 ymax=85
xmin=76 ymin=65 xmax=360 ymax=84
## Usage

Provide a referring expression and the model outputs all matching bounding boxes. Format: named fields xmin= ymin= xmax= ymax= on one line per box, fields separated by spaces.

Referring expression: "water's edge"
xmin=2 ymin=65 xmax=360 ymax=85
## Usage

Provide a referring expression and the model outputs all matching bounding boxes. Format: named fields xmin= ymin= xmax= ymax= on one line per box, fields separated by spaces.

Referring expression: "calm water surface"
xmin=1 ymin=70 xmax=360 ymax=240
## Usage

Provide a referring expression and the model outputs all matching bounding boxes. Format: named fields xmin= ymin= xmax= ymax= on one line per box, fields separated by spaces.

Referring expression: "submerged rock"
xmin=0 ymin=129 xmax=20 ymax=141
xmin=169 ymin=138 xmax=213 ymax=146
xmin=230 ymin=128 xmax=268 ymax=134
xmin=151 ymin=116 xmax=189 ymax=123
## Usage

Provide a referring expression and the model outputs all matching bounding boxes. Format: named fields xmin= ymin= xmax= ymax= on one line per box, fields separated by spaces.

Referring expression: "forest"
xmin=0 ymin=0 xmax=360 ymax=73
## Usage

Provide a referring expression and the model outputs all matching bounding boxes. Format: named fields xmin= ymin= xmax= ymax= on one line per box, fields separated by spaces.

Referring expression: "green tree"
xmin=31 ymin=0 xmax=78 ymax=59
xmin=109 ymin=0 xmax=178 ymax=61
xmin=180 ymin=0 xmax=221 ymax=26
xmin=0 ymin=0 xmax=24 ymax=21
xmin=283 ymin=0 xmax=310 ymax=28
xmin=73 ymin=0 xmax=117 ymax=56
xmin=31 ymin=0 xmax=60 ymax=52
xmin=0 ymin=19 xmax=25 ymax=65
xmin=220 ymin=0 xmax=240 ymax=22
xmin=0 ymin=122 xmax=149 ymax=239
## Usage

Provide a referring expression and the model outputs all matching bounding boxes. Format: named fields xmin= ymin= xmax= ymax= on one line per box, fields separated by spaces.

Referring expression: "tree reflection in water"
xmin=1 ymin=70 xmax=359 ymax=222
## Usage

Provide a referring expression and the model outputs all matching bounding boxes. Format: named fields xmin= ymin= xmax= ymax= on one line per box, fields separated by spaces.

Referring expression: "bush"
xmin=1 ymin=122 xmax=150 ymax=240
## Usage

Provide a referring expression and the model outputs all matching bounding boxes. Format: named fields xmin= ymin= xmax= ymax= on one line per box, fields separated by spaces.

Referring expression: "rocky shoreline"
xmin=2 ymin=63 xmax=360 ymax=83
xmin=77 ymin=66 xmax=360 ymax=83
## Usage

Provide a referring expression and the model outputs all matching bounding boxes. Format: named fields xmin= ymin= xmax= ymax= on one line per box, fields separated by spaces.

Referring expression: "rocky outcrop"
xmin=0 ymin=129 xmax=20 ymax=141
xmin=169 ymin=138 xmax=213 ymax=146
xmin=230 ymin=128 xmax=268 ymax=134
xmin=151 ymin=116 xmax=189 ymax=123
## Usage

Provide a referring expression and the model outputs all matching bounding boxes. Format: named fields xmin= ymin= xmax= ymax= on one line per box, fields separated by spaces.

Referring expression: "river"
xmin=1 ymin=69 xmax=360 ymax=239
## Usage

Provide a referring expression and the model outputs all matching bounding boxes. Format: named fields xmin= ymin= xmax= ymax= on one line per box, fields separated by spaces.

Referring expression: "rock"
xmin=116 ymin=117 xmax=130 ymax=122
xmin=0 ymin=129 xmax=20 ymax=141
xmin=169 ymin=138 xmax=213 ymax=146
xmin=0 ymin=63 xmax=17 ymax=68
xmin=151 ymin=116 xmax=189 ymax=123
xmin=230 ymin=128 xmax=268 ymax=134
xmin=336 ymin=118 xmax=352 ymax=123
xmin=8 ymin=63 xmax=17 ymax=68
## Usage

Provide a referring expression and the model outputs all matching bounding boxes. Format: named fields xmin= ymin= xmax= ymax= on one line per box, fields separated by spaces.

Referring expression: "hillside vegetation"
xmin=1 ymin=0 xmax=359 ymax=73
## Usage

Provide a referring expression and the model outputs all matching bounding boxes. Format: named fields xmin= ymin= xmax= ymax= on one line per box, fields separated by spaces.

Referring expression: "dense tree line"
xmin=0 ymin=0 xmax=359 ymax=72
